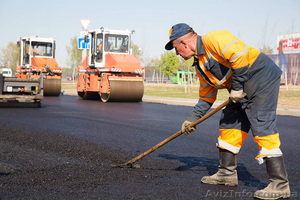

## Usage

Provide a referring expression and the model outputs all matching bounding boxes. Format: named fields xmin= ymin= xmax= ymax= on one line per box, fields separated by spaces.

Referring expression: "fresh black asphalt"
xmin=0 ymin=95 xmax=299 ymax=199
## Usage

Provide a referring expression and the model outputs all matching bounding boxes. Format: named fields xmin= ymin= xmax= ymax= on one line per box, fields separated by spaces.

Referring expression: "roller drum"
xmin=78 ymin=91 xmax=87 ymax=100
xmin=101 ymin=79 xmax=144 ymax=102
xmin=43 ymin=79 xmax=61 ymax=96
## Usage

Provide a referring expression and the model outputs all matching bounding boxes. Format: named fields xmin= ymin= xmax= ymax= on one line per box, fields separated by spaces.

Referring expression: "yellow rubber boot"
xmin=201 ymin=148 xmax=238 ymax=186
xmin=254 ymin=156 xmax=290 ymax=199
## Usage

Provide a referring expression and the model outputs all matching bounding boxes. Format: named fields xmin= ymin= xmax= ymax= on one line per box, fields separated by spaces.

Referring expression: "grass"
xmin=61 ymin=82 xmax=77 ymax=90
xmin=278 ymin=90 xmax=300 ymax=106
xmin=61 ymin=82 xmax=300 ymax=107
xmin=144 ymin=84 xmax=300 ymax=107
xmin=144 ymin=85 xmax=230 ymax=101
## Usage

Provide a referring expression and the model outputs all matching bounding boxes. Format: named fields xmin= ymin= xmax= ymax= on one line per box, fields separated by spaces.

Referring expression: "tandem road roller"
xmin=77 ymin=27 xmax=144 ymax=102
xmin=16 ymin=36 xmax=62 ymax=96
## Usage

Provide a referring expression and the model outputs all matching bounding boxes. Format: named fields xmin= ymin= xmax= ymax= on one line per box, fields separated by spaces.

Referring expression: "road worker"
xmin=26 ymin=43 xmax=38 ymax=56
xmin=165 ymin=23 xmax=290 ymax=200
xmin=98 ymin=36 xmax=113 ymax=52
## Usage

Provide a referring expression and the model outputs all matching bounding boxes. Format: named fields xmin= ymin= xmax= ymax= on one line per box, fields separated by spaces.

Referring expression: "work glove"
xmin=181 ymin=120 xmax=196 ymax=136
xmin=230 ymin=89 xmax=246 ymax=103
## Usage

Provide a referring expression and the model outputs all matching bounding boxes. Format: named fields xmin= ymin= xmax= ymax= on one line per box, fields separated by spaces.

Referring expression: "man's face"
xmin=172 ymin=39 xmax=193 ymax=60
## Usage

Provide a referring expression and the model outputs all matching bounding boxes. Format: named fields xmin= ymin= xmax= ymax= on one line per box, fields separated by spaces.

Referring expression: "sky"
xmin=0 ymin=0 xmax=299 ymax=68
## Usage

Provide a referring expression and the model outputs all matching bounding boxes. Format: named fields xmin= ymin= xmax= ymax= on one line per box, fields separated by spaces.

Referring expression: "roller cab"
xmin=17 ymin=36 xmax=62 ymax=96
xmin=77 ymin=27 xmax=144 ymax=102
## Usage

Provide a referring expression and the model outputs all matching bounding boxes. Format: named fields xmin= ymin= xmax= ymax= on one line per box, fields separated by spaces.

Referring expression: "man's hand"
xmin=181 ymin=120 xmax=196 ymax=136
xmin=230 ymin=90 xmax=246 ymax=103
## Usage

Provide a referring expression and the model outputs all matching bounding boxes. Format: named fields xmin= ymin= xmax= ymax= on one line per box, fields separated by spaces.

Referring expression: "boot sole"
xmin=253 ymin=191 xmax=290 ymax=200
xmin=253 ymin=194 xmax=290 ymax=200
xmin=201 ymin=179 xmax=238 ymax=186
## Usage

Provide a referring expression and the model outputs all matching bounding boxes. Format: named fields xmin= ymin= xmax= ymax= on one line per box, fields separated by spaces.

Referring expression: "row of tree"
xmin=0 ymin=43 xmax=20 ymax=70
xmin=0 ymin=36 xmax=274 ymax=80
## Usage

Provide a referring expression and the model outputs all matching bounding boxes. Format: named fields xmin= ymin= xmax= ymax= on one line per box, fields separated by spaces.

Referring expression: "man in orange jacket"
xmin=165 ymin=23 xmax=290 ymax=200
xmin=26 ymin=43 xmax=38 ymax=56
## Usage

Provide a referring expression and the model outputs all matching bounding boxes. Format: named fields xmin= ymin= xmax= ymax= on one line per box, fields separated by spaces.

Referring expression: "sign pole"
xmin=82 ymin=27 xmax=87 ymax=64
xmin=79 ymin=19 xmax=91 ymax=65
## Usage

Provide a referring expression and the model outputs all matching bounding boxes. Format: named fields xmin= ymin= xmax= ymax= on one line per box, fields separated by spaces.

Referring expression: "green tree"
xmin=0 ymin=42 xmax=20 ymax=71
xmin=62 ymin=68 xmax=73 ymax=79
xmin=158 ymin=51 xmax=180 ymax=81
xmin=131 ymin=42 xmax=143 ymax=62
xmin=180 ymin=57 xmax=194 ymax=70
xmin=145 ymin=58 xmax=160 ymax=81
xmin=66 ymin=36 xmax=82 ymax=80
xmin=66 ymin=36 xmax=82 ymax=67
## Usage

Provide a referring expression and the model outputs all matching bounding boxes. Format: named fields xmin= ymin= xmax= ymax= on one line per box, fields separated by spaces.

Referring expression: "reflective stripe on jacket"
xmin=194 ymin=30 xmax=261 ymax=104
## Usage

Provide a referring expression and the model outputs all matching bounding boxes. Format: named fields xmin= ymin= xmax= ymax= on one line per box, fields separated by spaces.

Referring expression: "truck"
xmin=77 ymin=27 xmax=144 ymax=102
xmin=16 ymin=36 xmax=62 ymax=96
xmin=0 ymin=72 xmax=43 ymax=108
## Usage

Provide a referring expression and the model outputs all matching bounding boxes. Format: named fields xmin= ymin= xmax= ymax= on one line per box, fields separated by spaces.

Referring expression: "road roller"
xmin=16 ymin=36 xmax=62 ymax=96
xmin=77 ymin=27 xmax=144 ymax=102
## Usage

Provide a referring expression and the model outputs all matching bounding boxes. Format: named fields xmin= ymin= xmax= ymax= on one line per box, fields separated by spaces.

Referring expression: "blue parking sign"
xmin=78 ymin=37 xmax=90 ymax=49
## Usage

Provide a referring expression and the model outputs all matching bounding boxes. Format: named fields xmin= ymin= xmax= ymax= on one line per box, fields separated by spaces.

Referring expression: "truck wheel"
xmin=78 ymin=91 xmax=87 ymax=100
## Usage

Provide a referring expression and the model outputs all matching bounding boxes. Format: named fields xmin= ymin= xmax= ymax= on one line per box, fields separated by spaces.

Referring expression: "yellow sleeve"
xmin=203 ymin=30 xmax=250 ymax=90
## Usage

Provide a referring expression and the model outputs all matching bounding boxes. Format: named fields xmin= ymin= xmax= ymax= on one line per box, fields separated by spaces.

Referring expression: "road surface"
xmin=0 ymin=95 xmax=299 ymax=199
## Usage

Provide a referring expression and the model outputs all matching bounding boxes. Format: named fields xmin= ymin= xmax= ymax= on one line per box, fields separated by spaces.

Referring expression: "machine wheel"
xmin=100 ymin=79 xmax=144 ymax=102
xmin=100 ymin=93 xmax=110 ymax=102
xmin=78 ymin=91 xmax=100 ymax=100
xmin=43 ymin=79 xmax=61 ymax=96
xmin=78 ymin=91 xmax=87 ymax=100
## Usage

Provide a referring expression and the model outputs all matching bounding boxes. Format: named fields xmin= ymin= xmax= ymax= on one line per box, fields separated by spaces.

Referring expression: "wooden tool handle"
xmin=125 ymin=99 xmax=232 ymax=166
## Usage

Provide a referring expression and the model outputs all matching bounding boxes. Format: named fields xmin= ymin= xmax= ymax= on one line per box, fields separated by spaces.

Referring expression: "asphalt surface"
xmin=0 ymin=94 xmax=299 ymax=199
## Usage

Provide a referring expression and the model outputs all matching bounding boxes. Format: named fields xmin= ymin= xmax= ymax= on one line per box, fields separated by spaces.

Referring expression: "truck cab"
xmin=18 ymin=36 xmax=56 ymax=69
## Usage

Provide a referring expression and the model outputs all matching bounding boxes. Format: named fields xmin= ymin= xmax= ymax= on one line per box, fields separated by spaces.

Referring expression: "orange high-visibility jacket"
xmin=194 ymin=30 xmax=261 ymax=104
xmin=186 ymin=30 xmax=269 ymax=122
xmin=26 ymin=48 xmax=38 ymax=54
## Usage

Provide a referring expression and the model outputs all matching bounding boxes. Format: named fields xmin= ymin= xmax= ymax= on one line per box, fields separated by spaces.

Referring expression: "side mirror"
xmin=17 ymin=41 xmax=20 ymax=47
xmin=84 ymin=35 xmax=88 ymax=43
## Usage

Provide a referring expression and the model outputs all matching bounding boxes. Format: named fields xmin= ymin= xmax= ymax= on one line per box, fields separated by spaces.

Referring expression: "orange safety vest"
xmin=26 ymin=48 xmax=38 ymax=54
xmin=194 ymin=30 xmax=261 ymax=104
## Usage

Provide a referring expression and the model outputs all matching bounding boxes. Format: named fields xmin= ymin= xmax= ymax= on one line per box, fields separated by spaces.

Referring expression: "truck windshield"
xmin=104 ymin=34 xmax=129 ymax=53
xmin=31 ymin=42 xmax=53 ymax=57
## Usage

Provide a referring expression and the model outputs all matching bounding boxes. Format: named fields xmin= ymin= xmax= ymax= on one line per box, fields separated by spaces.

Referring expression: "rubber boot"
xmin=254 ymin=156 xmax=290 ymax=199
xmin=201 ymin=148 xmax=238 ymax=186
